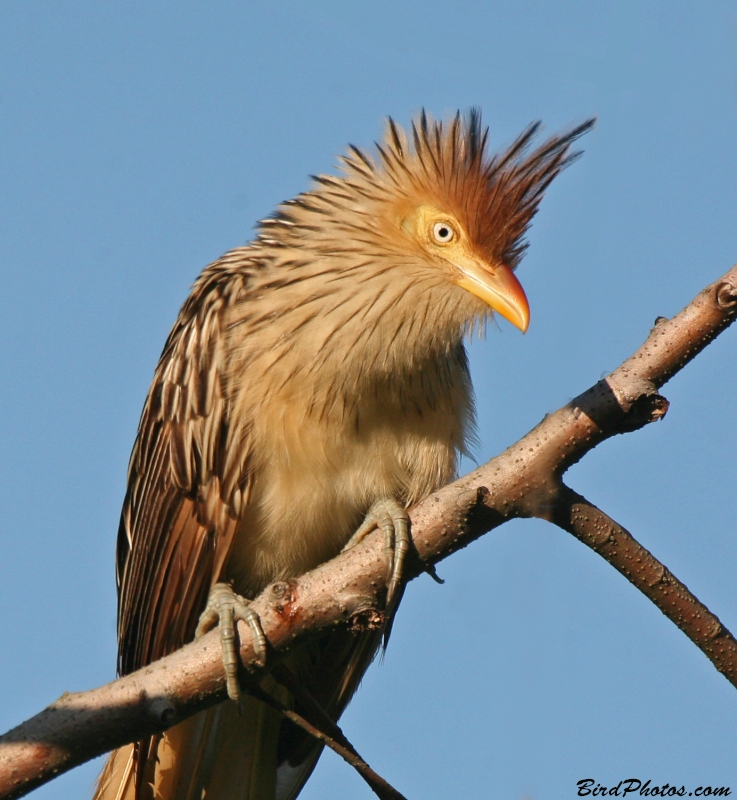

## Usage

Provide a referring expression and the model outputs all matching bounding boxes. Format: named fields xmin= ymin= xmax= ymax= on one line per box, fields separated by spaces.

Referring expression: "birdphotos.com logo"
xmin=576 ymin=778 xmax=731 ymax=796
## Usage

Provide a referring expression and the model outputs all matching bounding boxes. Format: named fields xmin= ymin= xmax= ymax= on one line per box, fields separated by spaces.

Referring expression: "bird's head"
xmin=258 ymin=110 xmax=594 ymax=341
xmin=392 ymin=201 xmax=532 ymax=333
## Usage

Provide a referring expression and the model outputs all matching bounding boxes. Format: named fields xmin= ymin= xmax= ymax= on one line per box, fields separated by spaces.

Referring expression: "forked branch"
xmin=0 ymin=265 xmax=735 ymax=800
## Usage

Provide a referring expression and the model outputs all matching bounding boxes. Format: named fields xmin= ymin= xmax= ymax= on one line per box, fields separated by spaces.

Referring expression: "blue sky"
xmin=1 ymin=2 xmax=736 ymax=798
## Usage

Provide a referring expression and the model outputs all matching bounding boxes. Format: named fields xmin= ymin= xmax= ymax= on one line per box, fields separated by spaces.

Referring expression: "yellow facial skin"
xmin=408 ymin=205 xmax=530 ymax=333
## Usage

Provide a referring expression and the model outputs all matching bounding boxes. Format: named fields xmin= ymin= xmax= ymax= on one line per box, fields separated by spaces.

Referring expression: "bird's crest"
xmin=352 ymin=109 xmax=594 ymax=267
xmin=261 ymin=110 xmax=593 ymax=271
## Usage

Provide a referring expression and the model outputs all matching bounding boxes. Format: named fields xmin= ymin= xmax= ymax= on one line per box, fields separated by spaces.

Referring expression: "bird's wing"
xmin=116 ymin=254 xmax=255 ymax=676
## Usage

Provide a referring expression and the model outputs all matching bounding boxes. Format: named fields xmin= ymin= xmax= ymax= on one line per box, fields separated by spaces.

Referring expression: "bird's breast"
xmin=224 ymin=359 xmax=472 ymax=598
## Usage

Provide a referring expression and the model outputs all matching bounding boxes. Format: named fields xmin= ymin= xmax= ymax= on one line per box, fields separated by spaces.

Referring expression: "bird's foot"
xmin=342 ymin=498 xmax=410 ymax=609
xmin=195 ymin=582 xmax=267 ymax=707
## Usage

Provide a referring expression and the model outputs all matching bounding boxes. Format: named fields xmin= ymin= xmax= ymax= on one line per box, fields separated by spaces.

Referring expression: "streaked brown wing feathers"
xmin=116 ymin=257 xmax=255 ymax=677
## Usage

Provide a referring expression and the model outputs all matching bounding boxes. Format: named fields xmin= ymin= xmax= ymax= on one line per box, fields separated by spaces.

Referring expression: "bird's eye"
xmin=432 ymin=221 xmax=456 ymax=244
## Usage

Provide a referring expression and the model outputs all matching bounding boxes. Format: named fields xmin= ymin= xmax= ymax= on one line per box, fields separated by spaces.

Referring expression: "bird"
xmin=93 ymin=109 xmax=594 ymax=800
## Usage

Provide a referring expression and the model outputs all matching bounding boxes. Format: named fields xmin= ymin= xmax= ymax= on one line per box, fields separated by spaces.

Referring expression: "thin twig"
xmin=244 ymin=675 xmax=407 ymax=800
xmin=269 ymin=664 xmax=360 ymax=756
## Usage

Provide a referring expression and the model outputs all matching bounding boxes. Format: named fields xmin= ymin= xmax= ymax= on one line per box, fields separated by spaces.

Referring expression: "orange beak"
xmin=455 ymin=260 xmax=530 ymax=333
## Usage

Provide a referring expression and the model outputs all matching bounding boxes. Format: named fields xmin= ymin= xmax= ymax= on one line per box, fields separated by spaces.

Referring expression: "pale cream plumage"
xmin=95 ymin=110 xmax=593 ymax=800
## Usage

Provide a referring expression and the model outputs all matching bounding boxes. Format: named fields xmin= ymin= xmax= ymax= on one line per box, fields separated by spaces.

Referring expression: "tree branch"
xmin=551 ymin=486 xmax=737 ymax=685
xmin=1 ymin=266 xmax=735 ymax=800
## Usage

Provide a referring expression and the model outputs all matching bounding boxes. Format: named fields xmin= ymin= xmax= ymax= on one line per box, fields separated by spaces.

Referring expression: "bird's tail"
xmin=93 ymin=693 xmax=284 ymax=800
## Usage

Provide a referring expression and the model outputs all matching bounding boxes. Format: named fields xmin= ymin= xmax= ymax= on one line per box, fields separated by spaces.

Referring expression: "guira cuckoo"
xmin=94 ymin=110 xmax=593 ymax=800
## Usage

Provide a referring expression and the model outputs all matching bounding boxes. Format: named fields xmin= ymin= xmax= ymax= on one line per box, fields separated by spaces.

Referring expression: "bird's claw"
xmin=343 ymin=498 xmax=410 ymax=610
xmin=195 ymin=582 xmax=267 ymax=707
